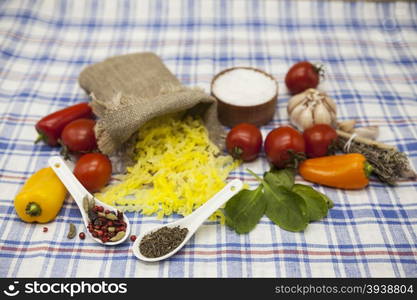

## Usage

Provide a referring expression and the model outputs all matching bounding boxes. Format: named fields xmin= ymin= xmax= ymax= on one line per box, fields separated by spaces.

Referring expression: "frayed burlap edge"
xmin=90 ymin=84 xmax=225 ymax=156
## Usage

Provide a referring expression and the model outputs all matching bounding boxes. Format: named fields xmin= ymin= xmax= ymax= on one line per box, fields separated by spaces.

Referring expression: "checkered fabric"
xmin=1 ymin=0 xmax=416 ymax=278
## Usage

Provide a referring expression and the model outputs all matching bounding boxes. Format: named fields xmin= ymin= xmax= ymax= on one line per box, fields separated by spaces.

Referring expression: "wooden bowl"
xmin=211 ymin=67 xmax=278 ymax=127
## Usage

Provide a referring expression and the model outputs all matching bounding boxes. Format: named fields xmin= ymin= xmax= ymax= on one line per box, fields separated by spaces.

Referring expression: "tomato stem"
xmin=232 ymin=146 xmax=243 ymax=159
xmin=313 ymin=63 xmax=325 ymax=80
xmin=285 ymin=150 xmax=306 ymax=169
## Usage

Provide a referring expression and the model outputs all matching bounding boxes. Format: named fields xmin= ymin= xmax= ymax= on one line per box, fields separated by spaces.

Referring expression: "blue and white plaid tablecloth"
xmin=1 ymin=0 xmax=416 ymax=278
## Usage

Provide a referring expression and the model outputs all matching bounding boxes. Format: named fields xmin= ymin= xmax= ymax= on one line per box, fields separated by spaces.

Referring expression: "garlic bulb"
xmin=287 ymin=88 xmax=337 ymax=130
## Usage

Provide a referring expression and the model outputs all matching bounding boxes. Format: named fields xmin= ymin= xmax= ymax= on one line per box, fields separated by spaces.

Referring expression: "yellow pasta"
xmin=96 ymin=114 xmax=239 ymax=222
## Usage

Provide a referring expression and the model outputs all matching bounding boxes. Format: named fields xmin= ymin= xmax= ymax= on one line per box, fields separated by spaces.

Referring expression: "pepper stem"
xmin=34 ymin=134 xmax=44 ymax=144
xmin=364 ymin=161 xmax=373 ymax=178
xmin=25 ymin=202 xmax=42 ymax=217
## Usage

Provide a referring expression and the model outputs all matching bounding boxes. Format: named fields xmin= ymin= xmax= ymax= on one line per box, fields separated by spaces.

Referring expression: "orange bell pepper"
xmin=298 ymin=153 xmax=373 ymax=190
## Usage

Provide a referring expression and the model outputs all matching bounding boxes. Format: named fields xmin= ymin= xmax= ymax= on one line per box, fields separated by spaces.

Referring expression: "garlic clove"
xmin=338 ymin=120 xmax=356 ymax=133
xmin=313 ymin=102 xmax=332 ymax=125
xmin=323 ymin=94 xmax=337 ymax=114
xmin=287 ymin=88 xmax=338 ymax=130
xmin=354 ymin=126 xmax=379 ymax=140
xmin=289 ymin=103 xmax=305 ymax=125
xmin=297 ymin=107 xmax=314 ymax=130
xmin=287 ymin=91 xmax=308 ymax=114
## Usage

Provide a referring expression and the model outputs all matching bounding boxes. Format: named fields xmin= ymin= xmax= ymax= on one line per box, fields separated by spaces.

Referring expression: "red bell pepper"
xmin=35 ymin=102 xmax=94 ymax=146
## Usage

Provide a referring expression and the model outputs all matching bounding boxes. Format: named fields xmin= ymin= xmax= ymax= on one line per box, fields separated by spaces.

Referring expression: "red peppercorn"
xmin=130 ymin=235 xmax=137 ymax=242
xmin=107 ymin=221 xmax=113 ymax=226
xmin=96 ymin=206 xmax=104 ymax=212
xmin=79 ymin=232 xmax=86 ymax=240
xmin=116 ymin=226 xmax=125 ymax=232
xmin=42 ymin=227 xmax=48 ymax=233
xmin=102 ymin=236 xmax=109 ymax=243
xmin=96 ymin=230 xmax=104 ymax=237
xmin=105 ymin=209 xmax=111 ymax=214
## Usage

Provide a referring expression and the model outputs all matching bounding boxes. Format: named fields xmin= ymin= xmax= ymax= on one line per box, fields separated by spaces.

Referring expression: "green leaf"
xmin=319 ymin=192 xmax=334 ymax=209
xmin=263 ymin=168 xmax=295 ymax=190
xmin=224 ymin=186 xmax=266 ymax=234
xmin=292 ymin=184 xmax=329 ymax=222
xmin=263 ymin=181 xmax=309 ymax=232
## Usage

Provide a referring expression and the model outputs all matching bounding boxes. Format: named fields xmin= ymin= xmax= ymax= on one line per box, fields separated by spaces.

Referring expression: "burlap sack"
xmin=78 ymin=52 xmax=225 ymax=155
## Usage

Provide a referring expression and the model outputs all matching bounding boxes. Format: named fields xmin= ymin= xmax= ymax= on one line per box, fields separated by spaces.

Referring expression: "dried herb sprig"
xmin=336 ymin=130 xmax=417 ymax=185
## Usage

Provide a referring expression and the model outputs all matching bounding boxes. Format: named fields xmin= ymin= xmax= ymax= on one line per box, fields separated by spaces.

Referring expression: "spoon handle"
xmin=49 ymin=156 xmax=91 ymax=210
xmin=186 ymin=179 xmax=243 ymax=231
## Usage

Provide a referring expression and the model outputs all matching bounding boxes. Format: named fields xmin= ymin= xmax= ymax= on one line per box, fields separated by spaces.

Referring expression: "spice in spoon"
xmin=139 ymin=226 xmax=189 ymax=258
xmin=82 ymin=196 xmax=127 ymax=243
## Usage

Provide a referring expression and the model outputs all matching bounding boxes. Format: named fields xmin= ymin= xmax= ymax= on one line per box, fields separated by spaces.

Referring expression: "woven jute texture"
xmin=79 ymin=52 xmax=225 ymax=155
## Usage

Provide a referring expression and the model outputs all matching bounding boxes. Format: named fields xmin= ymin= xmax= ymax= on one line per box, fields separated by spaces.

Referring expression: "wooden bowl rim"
xmin=210 ymin=66 xmax=279 ymax=109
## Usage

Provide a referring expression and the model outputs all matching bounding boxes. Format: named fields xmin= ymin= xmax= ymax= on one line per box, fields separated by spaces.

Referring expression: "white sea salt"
xmin=212 ymin=68 xmax=277 ymax=107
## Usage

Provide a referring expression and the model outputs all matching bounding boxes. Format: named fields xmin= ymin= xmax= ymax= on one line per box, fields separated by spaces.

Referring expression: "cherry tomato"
xmin=226 ymin=123 xmax=262 ymax=161
xmin=303 ymin=124 xmax=337 ymax=158
xmin=73 ymin=153 xmax=112 ymax=192
xmin=285 ymin=61 xmax=322 ymax=94
xmin=264 ymin=126 xmax=305 ymax=168
xmin=61 ymin=118 xmax=97 ymax=152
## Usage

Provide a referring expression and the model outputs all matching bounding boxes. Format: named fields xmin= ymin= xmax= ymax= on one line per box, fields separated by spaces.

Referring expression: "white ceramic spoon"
xmin=49 ymin=156 xmax=130 ymax=246
xmin=132 ymin=179 xmax=243 ymax=262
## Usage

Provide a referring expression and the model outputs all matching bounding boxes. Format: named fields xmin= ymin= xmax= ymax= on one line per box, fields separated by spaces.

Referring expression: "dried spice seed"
xmin=79 ymin=232 xmax=85 ymax=240
xmin=104 ymin=213 xmax=118 ymax=221
xmin=67 ymin=223 xmax=76 ymax=239
xmin=82 ymin=196 xmax=127 ymax=243
xmin=42 ymin=227 xmax=48 ymax=233
xmin=130 ymin=235 xmax=137 ymax=242
xmin=82 ymin=196 xmax=89 ymax=213
xmin=110 ymin=231 xmax=126 ymax=242
xmin=139 ymin=226 xmax=188 ymax=258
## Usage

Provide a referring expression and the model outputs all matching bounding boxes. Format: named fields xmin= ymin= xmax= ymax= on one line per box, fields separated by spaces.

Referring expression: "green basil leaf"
xmin=263 ymin=181 xmax=308 ymax=232
xmin=292 ymin=184 xmax=329 ymax=222
xmin=224 ymin=186 xmax=266 ymax=234
xmin=263 ymin=168 xmax=295 ymax=190
xmin=319 ymin=192 xmax=334 ymax=209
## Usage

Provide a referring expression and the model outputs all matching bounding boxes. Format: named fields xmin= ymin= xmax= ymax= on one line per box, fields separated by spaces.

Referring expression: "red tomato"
xmin=35 ymin=102 xmax=93 ymax=146
xmin=264 ymin=126 xmax=305 ymax=168
xmin=226 ymin=123 xmax=262 ymax=161
xmin=61 ymin=119 xmax=97 ymax=152
xmin=303 ymin=124 xmax=337 ymax=158
xmin=73 ymin=153 xmax=112 ymax=192
xmin=285 ymin=61 xmax=322 ymax=94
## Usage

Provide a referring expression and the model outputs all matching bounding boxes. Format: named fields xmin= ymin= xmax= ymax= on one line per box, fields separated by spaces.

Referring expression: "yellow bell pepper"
xmin=14 ymin=167 xmax=67 ymax=223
